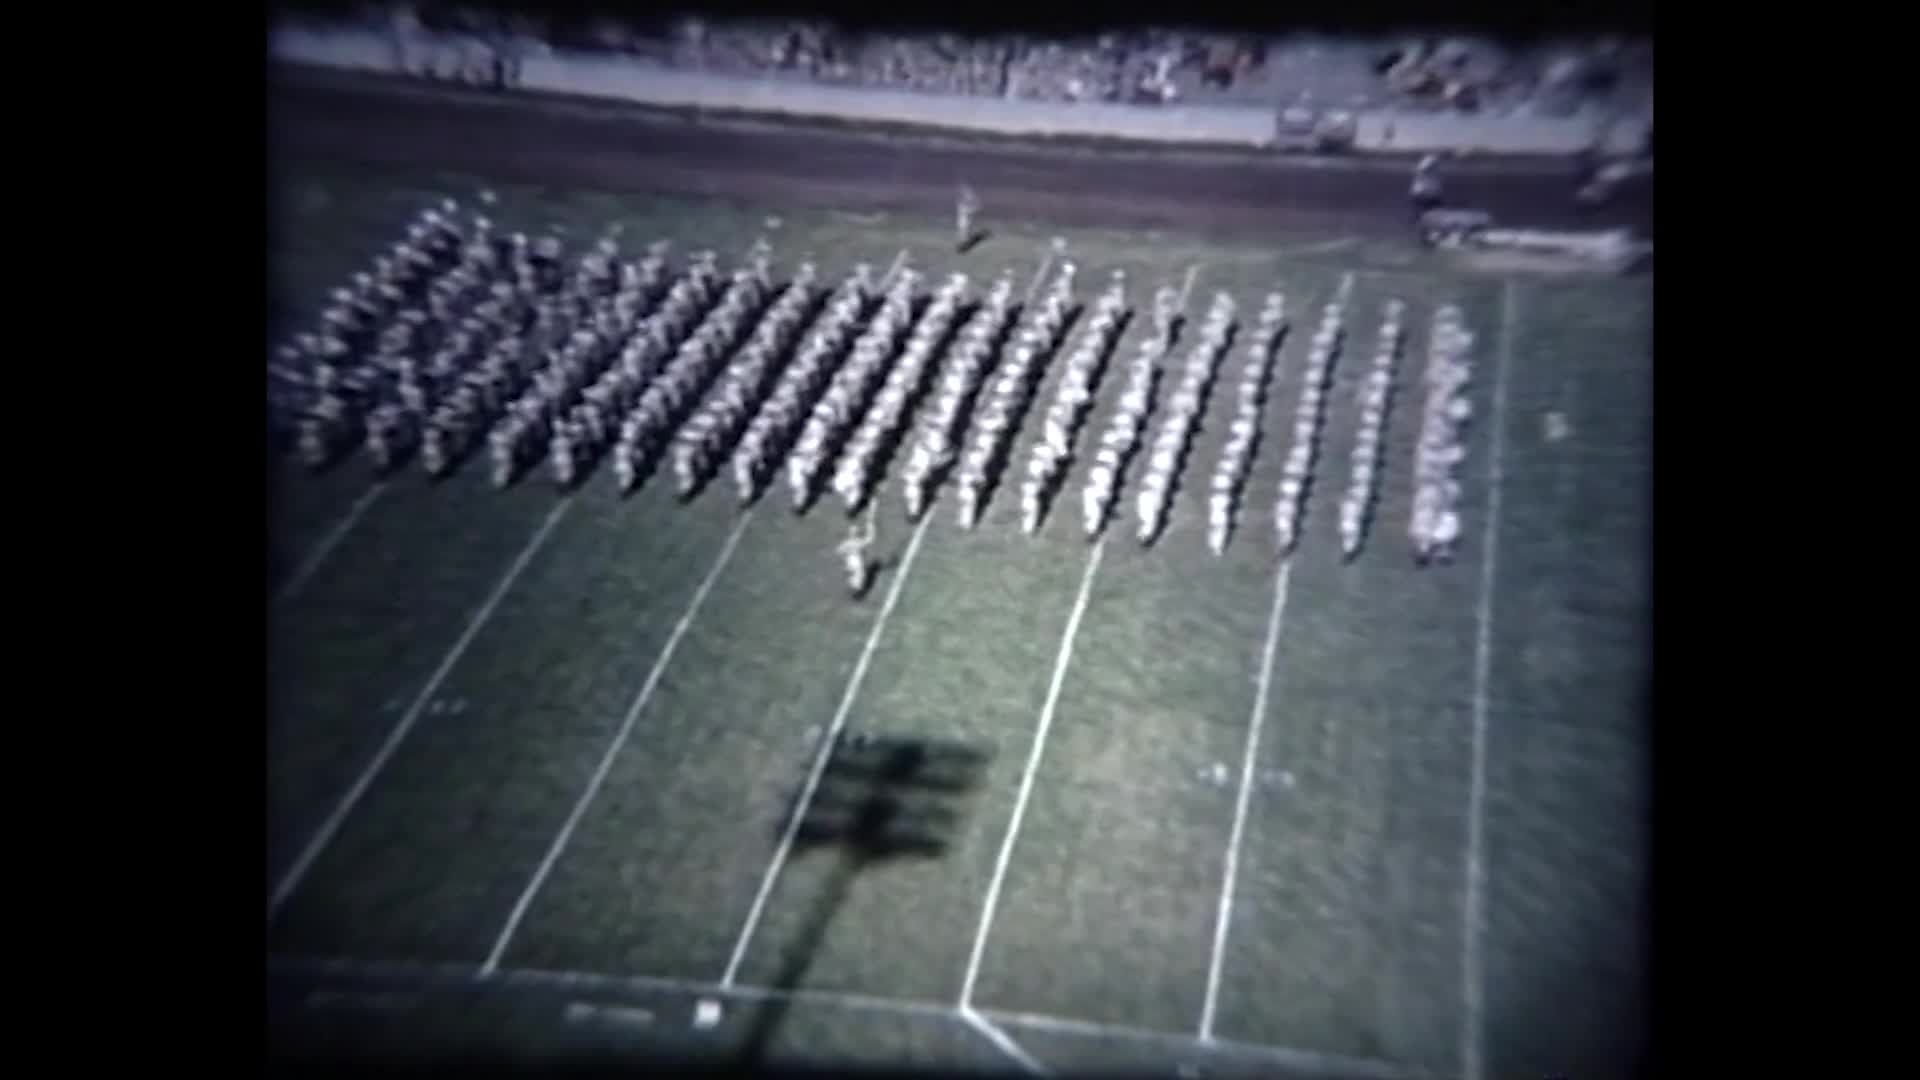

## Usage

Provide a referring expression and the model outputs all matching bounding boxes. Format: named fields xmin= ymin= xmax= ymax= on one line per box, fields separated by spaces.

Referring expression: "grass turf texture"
xmin=267 ymin=159 xmax=1651 ymax=1078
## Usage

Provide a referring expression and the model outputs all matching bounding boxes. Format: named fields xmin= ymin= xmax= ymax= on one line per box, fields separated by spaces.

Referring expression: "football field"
xmin=267 ymin=161 xmax=1651 ymax=1079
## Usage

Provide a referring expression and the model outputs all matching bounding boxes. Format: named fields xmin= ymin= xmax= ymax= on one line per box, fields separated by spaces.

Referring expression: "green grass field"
xmin=267 ymin=159 xmax=1651 ymax=1079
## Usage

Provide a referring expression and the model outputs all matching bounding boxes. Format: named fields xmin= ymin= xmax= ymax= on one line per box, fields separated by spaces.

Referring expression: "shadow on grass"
xmin=742 ymin=733 xmax=994 ymax=1067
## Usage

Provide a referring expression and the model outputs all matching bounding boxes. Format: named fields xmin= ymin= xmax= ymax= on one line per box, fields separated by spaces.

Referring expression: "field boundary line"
xmin=1197 ymin=557 xmax=1295 ymax=1041
xmin=985 ymin=1006 xmax=1425 ymax=1080
xmin=960 ymin=1007 xmax=1051 ymax=1075
xmin=1460 ymin=279 xmax=1519 ymax=1080
xmin=484 ymin=510 xmax=758 ymax=974
xmin=957 ymin=537 xmax=1105 ymax=1008
xmin=268 ymin=497 xmax=573 ymax=920
xmin=276 ymin=481 xmax=387 ymax=604
xmin=718 ymin=511 xmax=935 ymax=987
xmin=268 ymin=953 xmax=1421 ymax=1079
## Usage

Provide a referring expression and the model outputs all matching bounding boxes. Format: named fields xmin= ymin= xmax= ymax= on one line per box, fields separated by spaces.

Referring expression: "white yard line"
xmin=276 ymin=482 xmax=387 ymax=604
xmin=958 ymin=538 xmax=1105 ymax=1008
xmin=1176 ymin=263 xmax=1202 ymax=309
xmin=268 ymin=953 xmax=1419 ymax=1079
xmin=483 ymin=511 xmax=757 ymax=974
xmin=268 ymin=498 xmax=573 ymax=921
xmin=960 ymin=1007 xmax=1052 ymax=1076
xmin=1027 ymin=244 xmax=1057 ymax=304
xmin=882 ymin=247 xmax=911 ymax=288
xmin=718 ymin=511 xmax=935 ymax=987
xmin=1198 ymin=557 xmax=1295 ymax=1042
xmin=1460 ymin=280 xmax=1518 ymax=1080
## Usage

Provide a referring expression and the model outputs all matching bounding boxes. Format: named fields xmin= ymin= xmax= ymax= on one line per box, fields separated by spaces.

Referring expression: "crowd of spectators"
xmin=288 ymin=5 xmax=1651 ymax=120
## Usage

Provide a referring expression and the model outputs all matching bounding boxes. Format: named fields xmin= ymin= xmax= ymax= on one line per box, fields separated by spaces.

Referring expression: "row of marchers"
xmin=271 ymin=199 xmax=1474 ymax=561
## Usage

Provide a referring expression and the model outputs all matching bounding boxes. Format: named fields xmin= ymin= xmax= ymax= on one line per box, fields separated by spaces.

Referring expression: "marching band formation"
xmin=1080 ymin=282 xmax=1183 ymax=539
xmin=833 ymin=271 xmax=971 ymax=515
xmin=1134 ymin=290 xmax=1236 ymax=545
xmin=1272 ymin=279 xmax=1353 ymax=555
xmin=952 ymin=259 xmax=1078 ymax=532
xmin=731 ymin=263 xmax=877 ymax=506
xmin=903 ymin=270 xmax=1018 ymax=524
xmin=1206 ymin=291 xmax=1288 ymax=556
xmin=1410 ymin=304 xmax=1475 ymax=564
xmin=788 ymin=269 xmax=921 ymax=511
xmin=1020 ymin=270 xmax=1130 ymax=536
xmin=1338 ymin=299 xmax=1404 ymax=561
xmin=270 ymin=196 xmax=1484 ymax=591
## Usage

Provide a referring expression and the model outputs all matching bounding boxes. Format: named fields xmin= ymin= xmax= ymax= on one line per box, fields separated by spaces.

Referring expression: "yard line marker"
xmin=960 ymin=1007 xmax=1051 ymax=1076
xmin=267 ymin=953 xmax=1418 ymax=1079
xmin=1198 ymin=557 xmax=1295 ymax=1042
xmin=719 ymin=511 xmax=935 ymax=988
xmin=268 ymin=498 xmax=573 ymax=921
xmin=1461 ymin=280 xmax=1518 ymax=1080
xmin=276 ymin=482 xmax=387 ymax=604
xmin=483 ymin=511 xmax=757 ymax=974
xmin=958 ymin=538 xmax=1105 ymax=1008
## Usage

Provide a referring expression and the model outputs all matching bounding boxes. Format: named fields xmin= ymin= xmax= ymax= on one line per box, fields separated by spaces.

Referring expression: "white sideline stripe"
xmin=1460 ymin=280 xmax=1518 ymax=1080
xmin=985 ymin=1007 xmax=1425 ymax=1080
xmin=1198 ymin=558 xmax=1294 ymax=1041
xmin=718 ymin=511 xmax=935 ymax=987
xmin=484 ymin=511 xmax=757 ymax=974
xmin=277 ymin=482 xmax=387 ymax=604
xmin=958 ymin=538 xmax=1105 ymax=1008
xmin=961 ymin=1007 xmax=1051 ymax=1076
xmin=267 ymin=954 xmax=1421 ymax=1079
xmin=268 ymin=498 xmax=573 ymax=920
xmin=1278 ymin=236 xmax=1361 ymax=258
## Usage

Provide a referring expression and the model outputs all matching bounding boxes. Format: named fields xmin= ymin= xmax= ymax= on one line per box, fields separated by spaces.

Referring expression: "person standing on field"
xmin=956 ymin=184 xmax=980 ymax=252
xmin=838 ymin=504 xmax=879 ymax=598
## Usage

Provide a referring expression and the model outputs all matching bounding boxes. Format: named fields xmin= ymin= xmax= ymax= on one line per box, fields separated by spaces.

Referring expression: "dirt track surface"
xmin=270 ymin=67 xmax=1652 ymax=242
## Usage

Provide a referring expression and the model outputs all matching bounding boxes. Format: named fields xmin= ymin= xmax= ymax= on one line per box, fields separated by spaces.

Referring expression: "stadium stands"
xmin=281 ymin=3 xmax=1650 ymax=123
